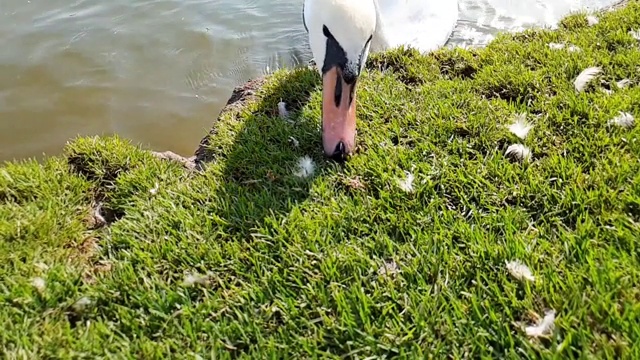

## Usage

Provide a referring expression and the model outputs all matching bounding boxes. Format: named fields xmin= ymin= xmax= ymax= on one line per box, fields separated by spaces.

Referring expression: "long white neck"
xmin=371 ymin=0 xmax=391 ymax=52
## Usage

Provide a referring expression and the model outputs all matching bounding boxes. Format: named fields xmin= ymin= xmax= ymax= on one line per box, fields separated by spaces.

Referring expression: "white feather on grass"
xmin=506 ymin=260 xmax=535 ymax=282
xmin=378 ymin=260 xmax=400 ymax=277
xmin=397 ymin=171 xmax=415 ymax=193
xmin=574 ymin=67 xmax=602 ymax=92
xmin=293 ymin=156 xmax=315 ymax=178
xmin=629 ymin=29 xmax=640 ymax=41
xmin=525 ymin=310 xmax=556 ymax=337
xmin=548 ymin=43 xmax=580 ymax=52
xmin=182 ymin=273 xmax=210 ymax=287
xmin=548 ymin=42 xmax=565 ymax=50
xmin=31 ymin=277 xmax=46 ymax=293
xmin=72 ymin=297 xmax=92 ymax=313
xmin=93 ymin=202 xmax=107 ymax=227
xmin=149 ymin=182 xmax=159 ymax=195
xmin=616 ymin=79 xmax=631 ymax=89
xmin=508 ymin=113 xmax=533 ymax=140
xmin=288 ymin=136 xmax=299 ymax=148
xmin=277 ymin=101 xmax=289 ymax=119
xmin=586 ymin=15 xmax=599 ymax=26
xmin=601 ymin=88 xmax=613 ymax=96
xmin=607 ymin=111 xmax=635 ymax=129
xmin=567 ymin=45 xmax=581 ymax=52
xmin=505 ymin=144 xmax=532 ymax=163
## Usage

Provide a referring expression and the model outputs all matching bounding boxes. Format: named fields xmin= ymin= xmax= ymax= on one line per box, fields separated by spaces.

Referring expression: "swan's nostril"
xmin=330 ymin=141 xmax=347 ymax=162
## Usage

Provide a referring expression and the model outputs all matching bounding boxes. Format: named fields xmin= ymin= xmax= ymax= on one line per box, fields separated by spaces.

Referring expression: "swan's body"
xmin=370 ymin=0 xmax=459 ymax=54
xmin=303 ymin=0 xmax=459 ymax=159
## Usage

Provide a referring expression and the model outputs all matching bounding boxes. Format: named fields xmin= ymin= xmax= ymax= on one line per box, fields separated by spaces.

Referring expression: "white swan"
xmin=303 ymin=0 xmax=459 ymax=159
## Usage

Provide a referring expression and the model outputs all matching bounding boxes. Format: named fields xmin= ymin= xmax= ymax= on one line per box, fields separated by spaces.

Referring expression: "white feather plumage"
xmin=397 ymin=171 xmax=414 ymax=193
xmin=616 ymin=79 xmax=631 ymax=89
xmin=548 ymin=43 xmax=580 ymax=52
xmin=505 ymin=144 xmax=532 ymax=162
xmin=508 ymin=113 xmax=533 ymax=140
xmin=567 ymin=45 xmax=581 ymax=52
xmin=34 ymin=262 xmax=49 ymax=271
xmin=277 ymin=101 xmax=289 ymax=119
xmin=31 ymin=277 xmax=46 ymax=293
xmin=586 ymin=15 xmax=599 ymax=26
xmin=506 ymin=260 xmax=535 ymax=282
xmin=72 ymin=297 xmax=92 ymax=312
xmin=525 ymin=310 xmax=556 ymax=337
xmin=183 ymin=273 xmax=209 ymax=286
xmin=294 ymin=156 xmax=315 ymax=178
xmin=574 ymin=67 xmax=601 ymax=92
xmin=378 ymin=260 xmax=400 ymax=277
xmin=607 ymin=111 xmax=635 ymax=129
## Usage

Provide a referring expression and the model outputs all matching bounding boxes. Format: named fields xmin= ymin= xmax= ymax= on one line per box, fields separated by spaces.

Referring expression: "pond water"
xmin=0 ymin=0 xmax=622 ymax=161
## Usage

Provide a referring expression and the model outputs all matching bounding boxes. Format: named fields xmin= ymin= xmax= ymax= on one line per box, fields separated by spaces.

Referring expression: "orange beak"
xmin=321 ymin=66 xmax=357 ymax=160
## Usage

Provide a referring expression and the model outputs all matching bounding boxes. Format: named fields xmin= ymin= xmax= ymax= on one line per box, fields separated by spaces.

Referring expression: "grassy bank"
xmin=2 ymin=2 xmax=640 ymax=358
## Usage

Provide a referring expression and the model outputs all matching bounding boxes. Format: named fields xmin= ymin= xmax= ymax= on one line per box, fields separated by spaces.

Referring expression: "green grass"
xmin=2 ymin=3 xmax=640 ymax=358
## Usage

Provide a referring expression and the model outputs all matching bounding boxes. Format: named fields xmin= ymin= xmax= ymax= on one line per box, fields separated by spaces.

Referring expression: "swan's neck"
xmin=371 ymin=0 xmax=391 ymax=52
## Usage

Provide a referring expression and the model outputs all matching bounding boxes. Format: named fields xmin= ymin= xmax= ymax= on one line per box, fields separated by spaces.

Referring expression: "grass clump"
xmin=2 ymin=2 xmax=640 ymax=358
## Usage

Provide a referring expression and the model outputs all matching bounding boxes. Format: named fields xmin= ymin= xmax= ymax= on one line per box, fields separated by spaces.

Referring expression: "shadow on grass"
xmin=193 ymin=65 xmax=323 ymax=239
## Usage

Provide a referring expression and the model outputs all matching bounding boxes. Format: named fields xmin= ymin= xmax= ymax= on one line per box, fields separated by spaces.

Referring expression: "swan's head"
xmin=305 ymin=0 xmax=377 ymax=160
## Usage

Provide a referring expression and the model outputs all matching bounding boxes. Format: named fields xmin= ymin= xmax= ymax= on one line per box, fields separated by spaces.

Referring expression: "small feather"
xmin=277 ymin=101 xmax=289 ymax=119
xmin=616 ymin=79 xmax=631 ymax=88
xmin=548 ymin=42 xmax=581 ymax=52
xmin=34 ymin=262 xmax=49 ymax=272
xmin=92 ymin=202 xmax=107 ymax=227
xmin=586 ymin=15 xmax=599 ymax=26
xmin=574 ymin=67 xmax=601 ymax=92
xmin=397 ymin=171 xmax=414 ymax=193
xmin=31 ymin=277 xmax=46 ymax=293
xmin=505 ymin=144 xmax=532 ymax=163
xmin=607 ymin=111 xmax=635 ymax=129
xmin=508 ymin=113 xmax=533 ymax=140
xmin=183 ymin=273 xmax=210 ymax=286
xmin=378 ymin=260 xmax=400 ymax=277
xmin=525 ymin=310 xmax=556 ymax=337
xmin=72 ymin=297 xmax=92 ymax=313
xmin=567 ymin=45 xmax=581 ymax=52
xmin=293 ymin=156 xmax=315 ymax=178
xmin=629 ymin=29 xmax=640 ymax=41
xmin=506 ymin=260 xmax=535 ymax=282
xmin=548 ymin=42 xmax=565 ymax=50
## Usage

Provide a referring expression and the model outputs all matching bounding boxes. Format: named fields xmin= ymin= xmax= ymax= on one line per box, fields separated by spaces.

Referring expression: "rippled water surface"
xmin=0 ymin=0 xmax=622 ymax=161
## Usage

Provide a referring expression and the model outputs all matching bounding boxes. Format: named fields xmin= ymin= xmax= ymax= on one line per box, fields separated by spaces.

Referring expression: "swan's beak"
xmin=321 ymin=66 xmax=357 ymax=161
